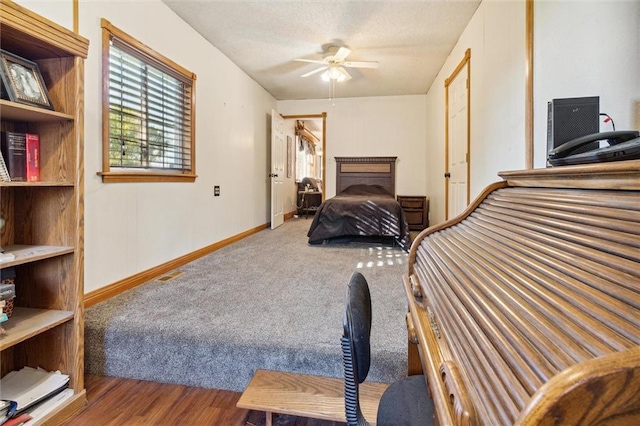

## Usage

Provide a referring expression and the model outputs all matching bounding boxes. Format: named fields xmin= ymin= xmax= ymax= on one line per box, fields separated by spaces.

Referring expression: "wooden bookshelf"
xmin=0 ymin=0 xmax=89 ymax=423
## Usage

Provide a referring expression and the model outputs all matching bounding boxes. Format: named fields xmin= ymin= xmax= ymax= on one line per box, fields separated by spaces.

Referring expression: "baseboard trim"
xmin=84 ymin=223 xmax=269 ymax=307
xmin=284 ymin=210 xmax=296 ymax=221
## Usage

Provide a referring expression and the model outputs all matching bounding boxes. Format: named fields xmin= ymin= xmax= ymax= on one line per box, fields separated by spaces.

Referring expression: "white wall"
xmin=16 ymin=0 xmax=277 ymax=294
xmin=533 ymin=0 xmax=640 ymax=167
xmin=425 ymin=0 xmax=527 ymax=226
xmin=277 ymin=96 xmax=428 ymax=199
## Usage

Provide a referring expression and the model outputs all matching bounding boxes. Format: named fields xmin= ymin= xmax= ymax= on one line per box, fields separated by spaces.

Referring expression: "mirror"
xmin=295 ymin=119 xmax=323 ymax=185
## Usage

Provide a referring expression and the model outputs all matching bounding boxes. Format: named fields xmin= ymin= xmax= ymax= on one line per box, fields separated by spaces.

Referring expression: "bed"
xmin=306 ymin=156 xmax=411 ymax=249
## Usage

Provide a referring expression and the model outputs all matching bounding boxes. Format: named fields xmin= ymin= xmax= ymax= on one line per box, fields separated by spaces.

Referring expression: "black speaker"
xmin=547 ymin=96 xmax=599 ymax=164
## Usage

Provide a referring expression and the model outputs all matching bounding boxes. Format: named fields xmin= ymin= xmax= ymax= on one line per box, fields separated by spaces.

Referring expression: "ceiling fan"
xmin=295 ymin=46 xmax=378 ymax=82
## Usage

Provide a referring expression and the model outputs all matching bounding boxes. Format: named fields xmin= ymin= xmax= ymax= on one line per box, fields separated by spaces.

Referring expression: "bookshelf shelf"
xmin=0 ymin=0 xmax=89 ymax=423
xmin=36 ymin=392 xmax=88 ymax=425
xmin=0 ymin=181 xmax=75 ymax=187
xmin=0 ymin=245 xmax=74 ymax=268
xmin=0 ymin=307 xmax=74 ymax=351
xmin=0 ymin=100 xmax=75 ymax=122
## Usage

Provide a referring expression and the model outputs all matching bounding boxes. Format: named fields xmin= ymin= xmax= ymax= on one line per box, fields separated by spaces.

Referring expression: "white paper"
xmin=25 ymin=388 xmax=74 ymax=421
xmin=0 ymin=367 xmax=69 ymax=411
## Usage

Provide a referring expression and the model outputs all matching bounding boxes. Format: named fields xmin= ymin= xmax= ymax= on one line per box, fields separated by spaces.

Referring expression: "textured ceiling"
xmin=162 ymin=1 xmax=481 ymax=100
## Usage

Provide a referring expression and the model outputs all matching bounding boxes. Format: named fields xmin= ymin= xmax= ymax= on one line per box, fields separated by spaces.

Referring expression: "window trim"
xmin=99 ymin=18 xmax=197 ymax=183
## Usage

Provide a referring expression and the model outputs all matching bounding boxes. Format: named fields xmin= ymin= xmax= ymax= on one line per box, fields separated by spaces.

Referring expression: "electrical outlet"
xmin=214 ymin=186 xmax=220 ymax=196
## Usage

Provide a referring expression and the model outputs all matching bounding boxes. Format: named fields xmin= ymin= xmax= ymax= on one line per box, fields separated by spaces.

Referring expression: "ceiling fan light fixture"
xmin=322 ymin=67 xmax=347 ymax=82
xmin=296 ymin=46 xmax=375 ymax=86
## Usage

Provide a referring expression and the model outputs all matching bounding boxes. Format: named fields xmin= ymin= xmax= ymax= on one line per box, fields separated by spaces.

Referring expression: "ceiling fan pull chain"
xmin=330 ymin=79 xmax=336 ymax=107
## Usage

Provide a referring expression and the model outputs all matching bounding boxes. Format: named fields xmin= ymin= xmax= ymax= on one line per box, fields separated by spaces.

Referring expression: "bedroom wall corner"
xmin=424 ymin=0 xmax=526 ymax=226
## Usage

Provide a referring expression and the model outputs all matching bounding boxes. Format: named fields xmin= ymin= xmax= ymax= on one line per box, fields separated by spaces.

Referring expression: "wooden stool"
xmin=237 ymin=369 xmax=389 ymax=425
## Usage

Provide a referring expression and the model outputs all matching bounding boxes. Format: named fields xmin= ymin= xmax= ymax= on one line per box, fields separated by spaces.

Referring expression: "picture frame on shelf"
xmin=0 ymin=49 xmax=53 ymax=110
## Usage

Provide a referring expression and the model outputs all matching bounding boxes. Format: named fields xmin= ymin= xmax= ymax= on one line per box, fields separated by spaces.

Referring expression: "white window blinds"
xmin=108 ymin=38 xmax=192 ymax=172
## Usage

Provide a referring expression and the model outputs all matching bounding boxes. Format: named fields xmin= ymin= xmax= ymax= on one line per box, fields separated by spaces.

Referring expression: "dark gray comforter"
xmin=307 ymin=184 xmax=411 ymax=249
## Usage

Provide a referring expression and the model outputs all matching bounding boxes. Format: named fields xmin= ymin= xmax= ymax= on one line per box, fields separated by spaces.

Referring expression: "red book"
xmin=25 ymin=133 xmax=40 ymax=182
xmin=3 ymin=413 xmax=33 ymax=426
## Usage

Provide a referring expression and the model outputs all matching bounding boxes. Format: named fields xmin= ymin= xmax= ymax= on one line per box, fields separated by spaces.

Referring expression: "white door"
xmin=446 ymin=61 xmax=469 ymax=219
xmin=270 ymin=109 xmax=285 ymax=229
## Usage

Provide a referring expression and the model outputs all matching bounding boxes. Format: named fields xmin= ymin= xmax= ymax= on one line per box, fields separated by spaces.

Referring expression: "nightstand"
xmin=298 ymin=190 xmax=322 ymax=218
xmin=397 ymin=195 xmax=429 ymax=231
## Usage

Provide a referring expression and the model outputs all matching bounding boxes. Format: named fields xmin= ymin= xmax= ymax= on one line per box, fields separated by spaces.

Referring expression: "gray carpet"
xmin=85 ymin=218 xmax=410 ymax=392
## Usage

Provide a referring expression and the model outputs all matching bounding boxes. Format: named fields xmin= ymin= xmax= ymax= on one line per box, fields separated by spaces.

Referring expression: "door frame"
xmin=444 ymin=48 xmax=471 ymax=220
xmin=270 ymin=109 xmax=285 ymax=229
xmin=283 ymin=112 xmax=327 ymax=203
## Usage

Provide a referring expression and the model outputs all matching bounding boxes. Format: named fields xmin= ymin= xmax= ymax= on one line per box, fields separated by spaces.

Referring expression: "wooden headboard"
xmin=335 ymin=156 xmax=397 ymax=195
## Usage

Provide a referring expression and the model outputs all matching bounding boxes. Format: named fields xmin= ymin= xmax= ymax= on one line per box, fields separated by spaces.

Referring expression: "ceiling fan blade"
xmin=343 ymin=61 xmax=379 ymax=69
xmin=294 ymin=58 xmax=327 ymax=64
xmin=301 ymin=66 xmax=328 ymax=78
xmin=337 ymin=67 xmax=352 ymax=81
xmin=333 ymin=47 xmax=351 ymax=62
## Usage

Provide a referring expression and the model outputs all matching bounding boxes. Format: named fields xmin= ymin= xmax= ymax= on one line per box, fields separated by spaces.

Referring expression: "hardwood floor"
xmin=65 ymin=375 xmax=345 ymax=426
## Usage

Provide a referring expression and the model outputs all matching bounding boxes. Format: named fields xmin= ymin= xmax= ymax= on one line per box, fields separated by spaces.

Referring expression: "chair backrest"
xmin=301 ymin=176 xmax=322 ymax=191
xmin=341 ymin=271 xmax=372 ymax=426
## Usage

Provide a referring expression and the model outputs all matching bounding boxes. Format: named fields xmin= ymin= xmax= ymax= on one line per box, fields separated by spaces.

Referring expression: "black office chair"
xmin=341 ymin=271 xmax=434 ymax=426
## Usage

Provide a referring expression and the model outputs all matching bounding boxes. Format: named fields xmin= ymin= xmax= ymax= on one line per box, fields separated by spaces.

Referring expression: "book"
xmin=0 ymin=267 xmax=15 ymax=282
xmin=0 ymin=400 xmax=17 ymax=424
xmin=0 ymin=150 xmax=10 ymax=182
xmin=0 ymin=400 xmax=12 ymax=415
xmin=0 ymin=132 xmax=26 ymax=181
xmin=0 ymin=283 xmax=15 ymax=300
xmin=2 ymin=413 xmax=32 ymax=426
xmin=25 ymin=133 xmax=40 ymax=182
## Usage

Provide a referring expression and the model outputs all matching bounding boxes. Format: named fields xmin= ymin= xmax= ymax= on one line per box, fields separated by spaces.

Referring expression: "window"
xmin=100 ymin=19 xmax=196 ymax=182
